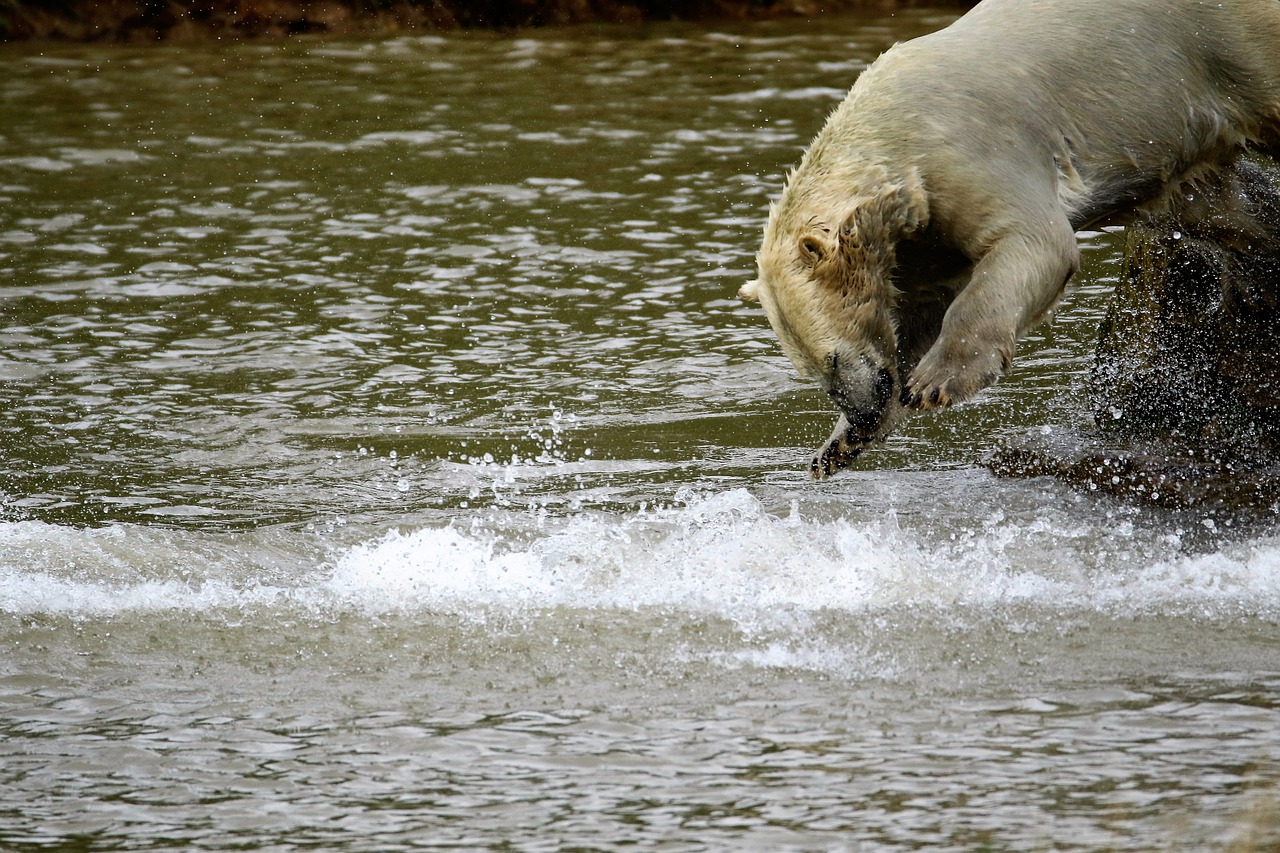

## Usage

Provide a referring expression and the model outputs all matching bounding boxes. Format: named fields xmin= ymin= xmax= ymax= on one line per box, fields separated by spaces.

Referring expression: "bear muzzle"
xmin=809 ymin=355 xmax=897 ymax=478
xmin=823 ymin=353 xmax=896 ymax=437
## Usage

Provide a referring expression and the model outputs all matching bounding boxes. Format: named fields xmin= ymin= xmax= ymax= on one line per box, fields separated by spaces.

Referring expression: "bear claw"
xmin=811 ymin=440 xmax=862 ymax=479
xmin=810 ymin=419 xmax=867 ymax=478
xmin=901 ymin=383 xmax=950 ymax=410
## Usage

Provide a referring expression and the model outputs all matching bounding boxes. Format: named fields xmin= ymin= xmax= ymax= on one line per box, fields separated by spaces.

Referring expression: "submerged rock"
xmin=986 ymin=426 xmax=1280 ymax=513
xmin=989 ymin=153 xmax=1280 ymax=511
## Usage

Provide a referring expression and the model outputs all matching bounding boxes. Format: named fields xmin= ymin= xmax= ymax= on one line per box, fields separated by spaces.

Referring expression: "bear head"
xmin=742 ymin=165 xmax=929 ymax=448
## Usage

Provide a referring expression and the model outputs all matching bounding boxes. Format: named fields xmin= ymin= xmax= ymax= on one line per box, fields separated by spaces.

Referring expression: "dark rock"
xmin=1091 ymin=153 xmax=1280 ymax=459
xmin=986 ymin=427 xmax=1280 ymax=513
xmin=989 ymin=152 xmax=1280 ymax=512
xmin=0 ymin=0 xmax=975 ymax=42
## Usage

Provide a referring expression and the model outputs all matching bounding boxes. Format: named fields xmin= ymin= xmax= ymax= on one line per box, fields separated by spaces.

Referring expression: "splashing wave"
xmin=2 ymin=489 xmax=1277 ymax=621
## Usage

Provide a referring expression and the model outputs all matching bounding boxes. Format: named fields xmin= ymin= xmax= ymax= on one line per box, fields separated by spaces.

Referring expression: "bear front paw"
xmin=810 ymin=415 xmax=865 ymax=479
xmin=902 ymin=342 xmax=1010 ymax=410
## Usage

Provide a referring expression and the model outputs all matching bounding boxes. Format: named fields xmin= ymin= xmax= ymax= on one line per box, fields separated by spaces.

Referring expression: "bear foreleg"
xmin=903 ymin=219 xmax=1079 ymax=409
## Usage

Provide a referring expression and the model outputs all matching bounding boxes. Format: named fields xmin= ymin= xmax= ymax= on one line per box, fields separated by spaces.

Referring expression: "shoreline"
xmin=0 ymin=0 xmax=972 ymax=43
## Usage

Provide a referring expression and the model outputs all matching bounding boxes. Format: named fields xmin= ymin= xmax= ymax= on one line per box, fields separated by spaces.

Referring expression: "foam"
xmin=323 ymin=489 xmax=1280 ymax=622
xmin=1 ymin=489 xmax=1278 ymax=621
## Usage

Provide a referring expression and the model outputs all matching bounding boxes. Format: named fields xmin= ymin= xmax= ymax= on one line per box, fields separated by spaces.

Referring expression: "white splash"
xmin=1 ymin=489 xmax=1278 ymax=621
xmin=323 ymin=489 xmax=1280 ymax=621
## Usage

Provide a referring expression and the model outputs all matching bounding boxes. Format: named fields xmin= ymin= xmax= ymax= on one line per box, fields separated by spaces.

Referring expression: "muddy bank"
xmin=0 ymin=0 xmax=973 ymax=42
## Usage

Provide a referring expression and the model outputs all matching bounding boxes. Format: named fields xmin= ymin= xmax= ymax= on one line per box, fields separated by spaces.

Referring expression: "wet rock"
xmin=0 ymin=0 xmax=975 ymax=42
xmin=3 ymin=0 xmax=463 ymax=42
xmin=986 ymin=426 xmax=1280 ymax=513
xmin=989 ymin=153 xmax=1280 ymax=511
xmin=1092 ymin=153 xmax=1280 ymax=454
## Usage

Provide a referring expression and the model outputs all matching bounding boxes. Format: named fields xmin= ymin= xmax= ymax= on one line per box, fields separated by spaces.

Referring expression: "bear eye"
xmin=799 ymin=236 xmax=824 ymax=263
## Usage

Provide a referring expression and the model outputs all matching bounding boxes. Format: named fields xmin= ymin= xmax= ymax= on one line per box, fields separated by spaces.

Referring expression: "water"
xmin=1 ymin=11 xmax=1278 ymax=851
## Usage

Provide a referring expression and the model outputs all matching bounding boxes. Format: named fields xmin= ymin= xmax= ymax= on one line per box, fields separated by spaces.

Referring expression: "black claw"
xmin=810 ymin=433 xmax=864 ymax=479
xmin=928 ymin=387 xmax=942 ymax=406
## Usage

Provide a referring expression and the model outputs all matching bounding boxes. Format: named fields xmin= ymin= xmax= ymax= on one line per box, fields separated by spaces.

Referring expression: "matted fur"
xmin=743 ymin=0 xmax=1280 ymax=477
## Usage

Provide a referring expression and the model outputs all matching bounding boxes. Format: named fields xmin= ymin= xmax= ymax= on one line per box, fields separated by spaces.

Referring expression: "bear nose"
xmin=825 ymin=356 xmax=894 ymax=433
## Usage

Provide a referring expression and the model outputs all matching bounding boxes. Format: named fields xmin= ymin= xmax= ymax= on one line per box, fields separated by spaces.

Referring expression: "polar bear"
xmin=741 ymin=0 xmax=1280 ymax=477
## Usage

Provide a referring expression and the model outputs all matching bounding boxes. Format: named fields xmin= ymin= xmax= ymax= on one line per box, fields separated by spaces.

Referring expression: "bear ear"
xmin=837 ymin=175 xmax=928 ymax=270
xmin=738 ymin=279 xmax=760 ymax=302
xmin=877 ymin=170 xmax=928 ymax=236
xmin=797 ymin=234 xmax=825 ymax=266
xmin=898 ymin=167 xmax=928 ymax=233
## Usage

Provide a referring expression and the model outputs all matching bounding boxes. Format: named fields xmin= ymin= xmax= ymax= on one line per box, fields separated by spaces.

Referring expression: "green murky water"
xmin=1 ymin=11 xmax=1277 ymax=851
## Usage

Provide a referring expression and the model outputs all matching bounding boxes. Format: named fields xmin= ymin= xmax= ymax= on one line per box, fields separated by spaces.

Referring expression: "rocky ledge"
xmin=0 ymin=0 xmax=971 ymax=42
xmin=988 ymin=153 xmax=1280 ymax=513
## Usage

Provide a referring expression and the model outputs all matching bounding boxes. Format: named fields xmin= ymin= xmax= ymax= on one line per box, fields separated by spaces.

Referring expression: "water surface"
xmin=1 ymin=12 xmax=1278 ymax=851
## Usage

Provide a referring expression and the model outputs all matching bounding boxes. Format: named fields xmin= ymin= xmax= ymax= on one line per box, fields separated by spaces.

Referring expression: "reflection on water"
xmin=1 ymin=11 xmax=1278 ymax=852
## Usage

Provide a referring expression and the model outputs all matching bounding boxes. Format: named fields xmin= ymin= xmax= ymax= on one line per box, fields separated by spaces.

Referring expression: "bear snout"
xmin=824 ymin=355 xmax=895 ymax=436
